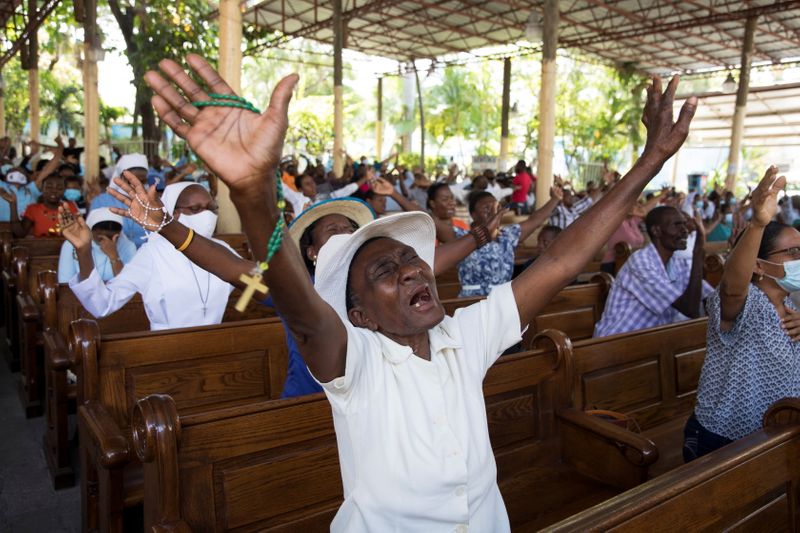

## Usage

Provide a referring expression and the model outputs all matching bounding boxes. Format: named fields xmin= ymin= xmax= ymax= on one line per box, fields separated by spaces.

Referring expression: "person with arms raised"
xmin=142 ymin=54 xmax=695 ymax=531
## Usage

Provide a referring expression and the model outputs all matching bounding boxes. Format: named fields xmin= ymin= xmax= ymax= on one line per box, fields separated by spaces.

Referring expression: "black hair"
xmin=299 ymin=215 xmax=359 ymax=275
xmin=92 ymin=220 xmax=122 ymax=233
xmin=426 ymin=182 xmax=450 ymax=210
xmin=58 ymin=164 xmax=77 ymax=175
xmin=467 ymin=190 xmax=494 ymax=215
xmin=35 ymin=160 xmax=48 ymax=172
xmin=644 ymin=205 xmax=678 ymax=240
xmin=756 ymin=221 xmax=791 ymax=260
xmin=294 ymin=173 xmax=311 ymax=190
xmin=65 ymin=175 xmax=82 ymax=186
xmin=345 ymin=236 xmax=384 ymax=313
xmin=42 ymin=174 xmax=65 ymax=186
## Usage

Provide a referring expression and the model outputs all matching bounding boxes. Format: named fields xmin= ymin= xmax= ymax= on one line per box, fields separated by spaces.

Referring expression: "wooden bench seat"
xmin=546 ymin=398 xmax=800 ymax=532
xmin=72 ymin=316 xmax=289 ymax=531
xmin=1 ymin=237 xmax=63 ymax=370
xmin=131 ymin=331 xmax=658 ymax=532
xmin=568 ymin=318 xmax=708 ymax=477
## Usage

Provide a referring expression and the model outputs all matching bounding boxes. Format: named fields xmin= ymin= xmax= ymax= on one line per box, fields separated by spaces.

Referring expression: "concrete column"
xmin=401 ymin=68 xmax=415 ymax=153
xmin=535 ymin=0 xmax=559 ymax=208
xmin=375 ymin=77 xmax=382 ymax=161
xmin=725 ymin=16 xmax=757 ymax=192
xmin=414 ymin=63 xmax=425 ymax=174
xmin=27 ymin=0 xmax=40 ymax=142
xmin=499 ymin=57 xmax=511 ymax=172
xmin=216 ymin=0 xmax=243 ymax=232
xmin=333 ymin=0 xmax=344 ymax=177
xmin=83 ymin=0 xmax=100 ymax=182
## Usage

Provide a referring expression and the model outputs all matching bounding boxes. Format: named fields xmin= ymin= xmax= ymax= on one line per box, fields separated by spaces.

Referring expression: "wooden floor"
xmin=0 ymin=330 xmax=80 ymax=532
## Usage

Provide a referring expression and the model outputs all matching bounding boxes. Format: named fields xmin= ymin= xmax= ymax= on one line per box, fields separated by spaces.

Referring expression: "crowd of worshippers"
xmin=5 ymin=53 xmax=797 ymax=530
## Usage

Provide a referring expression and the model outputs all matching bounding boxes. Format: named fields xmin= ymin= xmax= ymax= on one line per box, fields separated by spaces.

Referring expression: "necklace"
xmin=188 ymin=261 xmax=211 ymax=317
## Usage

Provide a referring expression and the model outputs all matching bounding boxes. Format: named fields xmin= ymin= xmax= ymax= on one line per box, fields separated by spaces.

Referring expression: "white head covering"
xmin=110 ymin=153 xmax=148 ymax=193
xmin=85 ymin=207 xmax=124 ymax=229
xmin=160 ymin=182 xmax=202 ymax=215
xmin=314 ymin=212 xmax=435 ymax=321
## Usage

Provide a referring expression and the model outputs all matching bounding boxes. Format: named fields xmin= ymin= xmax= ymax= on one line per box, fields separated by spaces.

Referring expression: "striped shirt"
xmin=548 ymin=196 xmax=593 ymax=229
xmin=593 ymin=243 xmax=712 ymax=337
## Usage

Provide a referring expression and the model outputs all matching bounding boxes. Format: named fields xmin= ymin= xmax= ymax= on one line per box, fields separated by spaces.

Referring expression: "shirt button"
xmin=455 ymin=486 xmax=466 ymax=497
xmin=455 ymin=525 xmax=468 ymax=533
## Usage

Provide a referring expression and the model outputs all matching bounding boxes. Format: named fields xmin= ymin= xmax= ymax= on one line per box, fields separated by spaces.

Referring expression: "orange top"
xmin=23 ymin=202 xmax=79 ymax=237
xmin=282 ymin=172 xmax=298 ymax=192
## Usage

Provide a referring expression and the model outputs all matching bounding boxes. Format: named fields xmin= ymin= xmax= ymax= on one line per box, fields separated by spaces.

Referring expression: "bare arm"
xmin=34 ymin=139 xmax=64 ymax=189
xmin=146 ymin=54 xmax=347 ymax=383
xmin=518 ymin=187 xmax=562 ymax=242
xmin=512 ymin=76 xmax=697 ymax=326
xmin=718 ymin=166 xmax=784 ymax=329
xmin=672 ymin=213 xmax=706 ymax=318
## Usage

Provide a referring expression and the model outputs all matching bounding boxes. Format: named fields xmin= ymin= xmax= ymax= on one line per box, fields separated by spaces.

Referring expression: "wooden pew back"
xmin=132 ymin=330 xmax=657 ymax=531
xmin=546 ymin=399 xmax=800 ymax=532
xmin=570 ymin=318 xmax=707 ymax=475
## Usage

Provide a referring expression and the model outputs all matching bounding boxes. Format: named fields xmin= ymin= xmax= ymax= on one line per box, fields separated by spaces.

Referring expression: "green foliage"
xmin=100 ymin=102 xmax=127 ymax=140
xmin=41 ymin=84 xmax=83 ymax=136
xmin=397 ymin=152 xmax=447 ymax=172
xmin=285 ymin=96 xmax=334 ymax=156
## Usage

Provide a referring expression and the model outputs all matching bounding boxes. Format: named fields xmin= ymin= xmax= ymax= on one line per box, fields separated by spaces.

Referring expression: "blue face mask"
xmin=695 ymin=201 xmax=704 ymax=209
xmin=763 ymin=258 xmax=800 ymax=292
xmin=63 ymin=189 xmax=81 ymax=202
xmin=723 ymin=213 xmax=733 ymax=225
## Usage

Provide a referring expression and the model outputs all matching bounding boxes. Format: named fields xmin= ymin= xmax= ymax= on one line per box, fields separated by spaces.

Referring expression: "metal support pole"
xmin=333 ymin=0 xmax=344 ymax=177
xmin=536 ymin=0 xmax=559 ymax=208
xmin=499 ymin=57 xmax=511 ymax=172
xmin=725 ymin=16 xmax=757 ymax=192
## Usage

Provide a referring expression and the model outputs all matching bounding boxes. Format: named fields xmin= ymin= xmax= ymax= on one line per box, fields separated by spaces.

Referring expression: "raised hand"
xmin=550 ymin=185 xmax=563 ymax=202
xmin=58 ymin=204 xmax=91 ymax=251
xmin=144 ymin=54 xmax=298 ymax=197
xmin=484 ymin=205 xmax=508 ymax=241
xmin=781 ymin=308 xmax=800 ymax=341
xmin=95 ymin=233 xmax=119 ymax=258
xmin=107 ymin=170 xmax=167 ymax=230
xmin=749 ymin=166 xmax=785 ymax=227
xmin=370 ymin=177 xmax=395 ymax=196
xmin=641 ymin=76 xmax=697 ymax=163
xmin=0 ymin=188 xmax=17 ymax=205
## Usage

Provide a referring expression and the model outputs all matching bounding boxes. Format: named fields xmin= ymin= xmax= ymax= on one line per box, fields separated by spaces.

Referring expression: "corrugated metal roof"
xmin=241 ymin=0 xmax=800 ymax=75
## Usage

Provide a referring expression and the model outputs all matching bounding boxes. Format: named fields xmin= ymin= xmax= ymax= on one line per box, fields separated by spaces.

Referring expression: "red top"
xmin=23 ymin=202 xmax=79 ymax=237
xmin=511 ymin=171 xmax=534 ymax=203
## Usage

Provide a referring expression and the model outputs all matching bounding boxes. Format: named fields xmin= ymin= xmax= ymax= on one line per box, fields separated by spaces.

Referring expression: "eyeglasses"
xmin=766 ymin=246 xmax=800 ymax=259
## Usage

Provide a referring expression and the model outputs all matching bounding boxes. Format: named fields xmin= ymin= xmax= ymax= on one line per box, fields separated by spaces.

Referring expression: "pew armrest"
xmin=558 ymin=408 xmax=658 ymax=490
xmin=17 ymin=293 xmax=39 ymax=322
xmin=78 ymin=403 xmax=130 ymax=468
xmin=43 ymin=330 xmax=71 ymax=370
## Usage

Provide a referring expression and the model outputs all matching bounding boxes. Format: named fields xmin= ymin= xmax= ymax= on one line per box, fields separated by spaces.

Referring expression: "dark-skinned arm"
xmin=145 ymin=55 xmax=347 ymax=383
xmin=34 ymin=140 xmax=64 ymax=189
xmin=719 ymin=166 xmax=783 ymax=329
xmin=512 ymin=76 xmax=697 ymax=327
xmin=433 ymin=207 xmax=506 ymax=275
xmin=517 ymin=188 xmax=562 ymax=243
xmin=671 ymin=214 xmax=706 ymax=318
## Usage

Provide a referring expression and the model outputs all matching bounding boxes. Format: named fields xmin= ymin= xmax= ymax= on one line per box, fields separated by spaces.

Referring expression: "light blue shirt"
xmin=0 ymin=181 xmax=40 ymax=221
xmin=90 ymin=193 xmax=147 ymax=248
xmin=58 ymin=233 xmax=137 ymax=283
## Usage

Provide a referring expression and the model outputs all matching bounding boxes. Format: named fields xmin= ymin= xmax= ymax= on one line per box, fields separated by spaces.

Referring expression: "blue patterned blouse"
xmin=454 ymin=224 xmax=521 ymax=297
xmin=695 ymin=285 xmax=800 ymax=440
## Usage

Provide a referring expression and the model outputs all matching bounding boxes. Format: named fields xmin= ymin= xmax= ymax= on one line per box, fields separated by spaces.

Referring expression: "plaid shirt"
xmin=593 ymin=243 xmax=712 ymax=337
xmin=549 ymin=196 xmax=593 ymax=229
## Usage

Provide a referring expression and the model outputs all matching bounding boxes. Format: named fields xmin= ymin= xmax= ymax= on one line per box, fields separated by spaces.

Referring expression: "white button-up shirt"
xmin=317 ymin=282 xmax=522 ymax=532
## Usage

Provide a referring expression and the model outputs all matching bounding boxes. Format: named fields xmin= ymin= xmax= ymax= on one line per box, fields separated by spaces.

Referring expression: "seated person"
xmin=91 ymin=153 xmax=150 ymax=248
xmin=686 ymin=167 xmax=800 ymax=461
xmin=594 ymin=206 xmax=712 ymax=337
xmin=63 ymin=174 xmax=88 ymax=215
xmin=2 ymin=174 xmax=79 ymax=237
xmin=286 ymin=172 xmax=367 ymax=216
xmin=549 ymin=185 xmax=597 ymax=229
xmin=58 ymin=207 xmax=136 ymax=283
xmin=456 ymin=187 xmax=561 ymax=297
xmin=427 ymin=182 xmax=469 ymax=243
xmin=0 ymin=140 xmax=65 ymax=222
xmin=706 ymin=202 xmax=734 ymax=242
xmin=63 ymin=181 xmax=237 ymax=330
xmin=600 ymin=189 xmax=668 ymax=273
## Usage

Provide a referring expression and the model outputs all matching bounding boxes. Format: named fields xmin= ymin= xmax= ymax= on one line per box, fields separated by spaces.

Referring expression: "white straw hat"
xmin=85 ymin=207 xmax=124 ymax=229
xmin=288 ymin=197 xmax=376 ymax=249
xmin=314 ymin=211 xmax=435 ymax=321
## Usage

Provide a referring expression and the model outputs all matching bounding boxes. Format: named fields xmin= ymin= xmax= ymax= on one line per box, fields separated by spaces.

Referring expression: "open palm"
xmin=750 ymin=166 xmax=786 ymax=227
xmin=144 ymin=54 xmax=298 ymax=195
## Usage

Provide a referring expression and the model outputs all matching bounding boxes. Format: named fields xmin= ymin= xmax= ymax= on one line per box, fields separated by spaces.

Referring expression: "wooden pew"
xmin=14 ymin=248 xmax=61 ymax=417
xmin=613 ymin=241 xmax=633 ymax=274
xmin=1 ymin=237 xmax=63 ymax=370
xmin=41 ymin=273 xmax=275 ymax=488
xmin=568 ymin=318 xmax=708 ymax=477
xmin=130 ymin=331 xmax=658 ymax=532
xmin=546 ymin=398 xmax=800 ymax=532
xmin=72 ymin=316 xmax=289 ymax=531
xmin=440 ymin=274 xmax=612 ymax=344
xmin=704 ymin=252 xmax=725 ymax=288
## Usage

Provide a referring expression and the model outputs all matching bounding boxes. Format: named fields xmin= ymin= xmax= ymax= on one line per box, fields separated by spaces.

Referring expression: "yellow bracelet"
xmin=176 ymin=228 xmax=195 ymax=252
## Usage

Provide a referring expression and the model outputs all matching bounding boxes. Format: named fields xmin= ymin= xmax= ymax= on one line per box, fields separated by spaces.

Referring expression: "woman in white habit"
xmin=60 ymin=180 xmax=236 ymax=330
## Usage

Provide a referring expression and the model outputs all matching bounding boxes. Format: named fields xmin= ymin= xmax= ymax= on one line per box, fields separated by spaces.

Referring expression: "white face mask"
xmin=6 ymin=171 xmax=26 ymax=185
xmin=178 ymin=210 xmax=217 ymax=238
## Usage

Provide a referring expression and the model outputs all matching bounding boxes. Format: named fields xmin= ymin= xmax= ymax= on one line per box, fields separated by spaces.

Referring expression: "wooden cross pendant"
xmin=235 ymin=271 xmax=268 ymax=312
